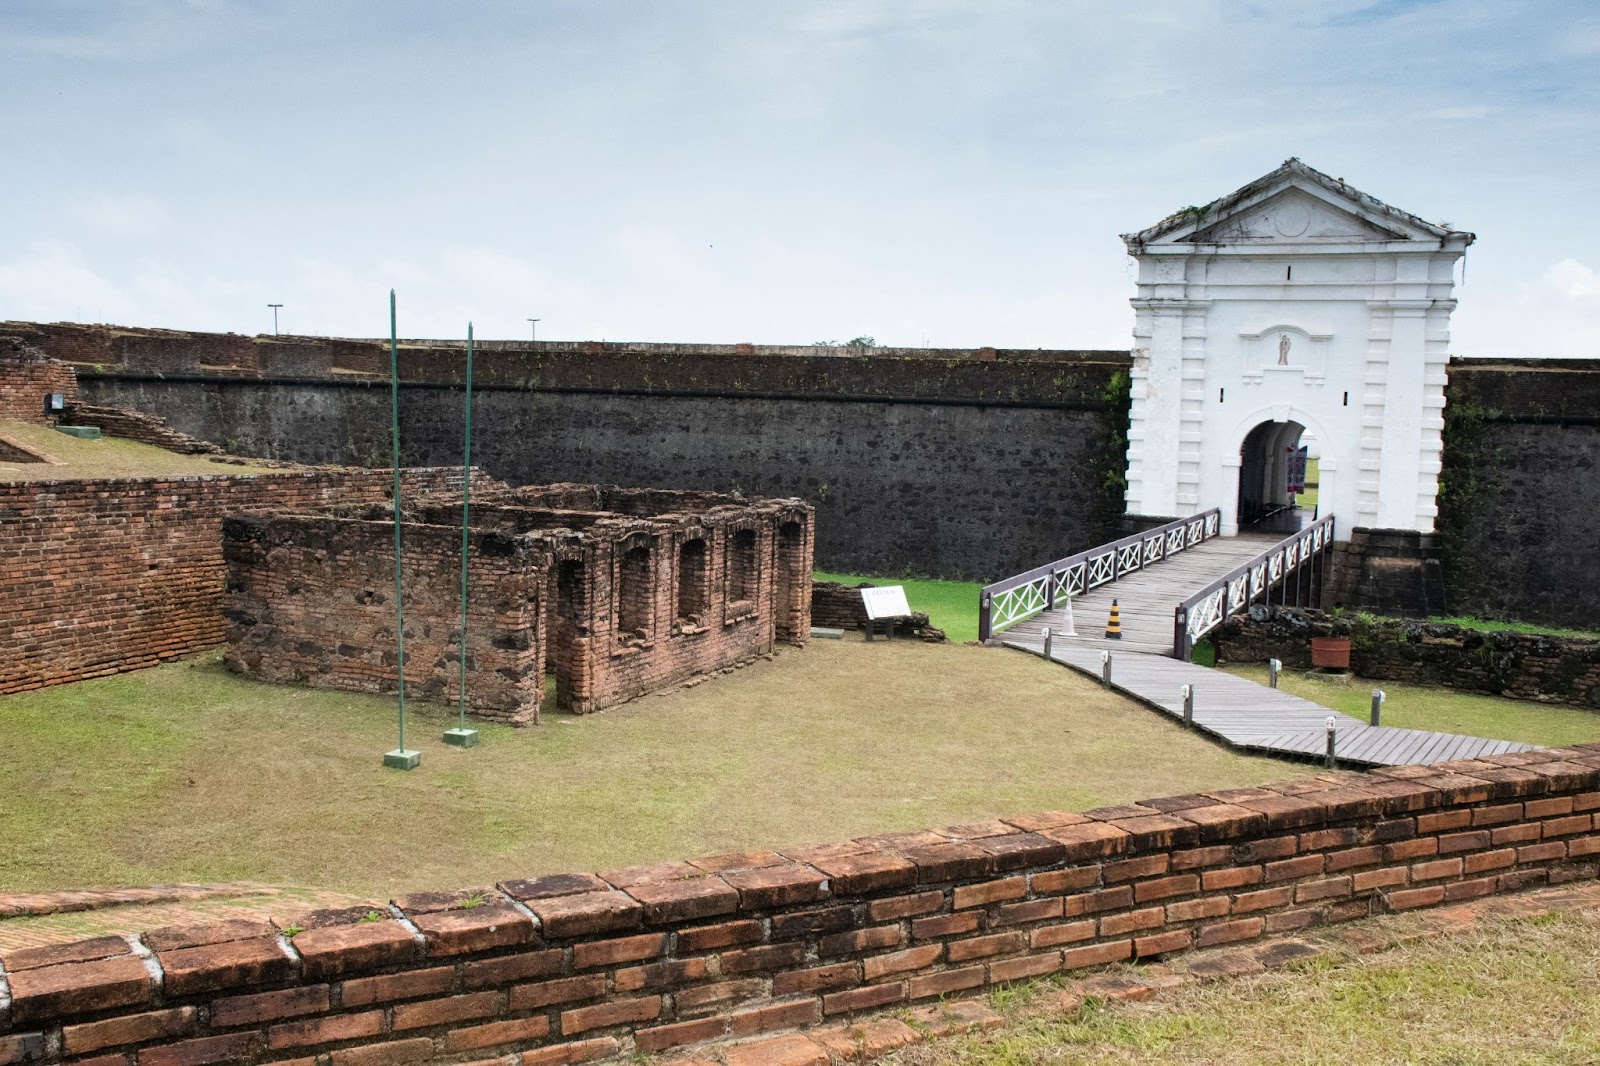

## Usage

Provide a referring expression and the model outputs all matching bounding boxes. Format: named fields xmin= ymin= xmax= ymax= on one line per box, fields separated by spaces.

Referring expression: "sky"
xmin=1 ymin=0 xmax=1597 ymax=355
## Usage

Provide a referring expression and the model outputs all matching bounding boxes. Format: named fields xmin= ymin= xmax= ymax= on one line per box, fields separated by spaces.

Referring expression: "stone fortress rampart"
xmin=6 ymin=320 xmax=1595 ymax=631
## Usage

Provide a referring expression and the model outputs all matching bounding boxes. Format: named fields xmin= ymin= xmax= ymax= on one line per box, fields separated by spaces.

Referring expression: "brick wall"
xmin=61 ymin=403 xmax=222 ymax=454
xmin=223 ymin=514 xmax=546 ymax=725
xmin=0 ymin=469 xmax=483 ymax=695
xmin=0 ymin=337 xmax=77 ymax=423
xmin=431 ymin=491 xmax=816 ymax=715
xmin=1323 ymin=528 xmax=1446 ymax=618
xmin=3 ymin=746 xmax=1598 ymax=1065
xmin=1213 ymin=608 xmax=1600 ymax=708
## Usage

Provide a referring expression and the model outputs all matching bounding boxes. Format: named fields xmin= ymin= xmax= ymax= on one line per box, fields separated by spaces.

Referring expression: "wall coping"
xmin=3 ymin=744 xmax=1598 ymax=1063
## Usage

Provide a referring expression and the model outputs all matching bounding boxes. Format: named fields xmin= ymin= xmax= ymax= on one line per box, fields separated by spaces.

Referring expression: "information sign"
xmin=861 ymin=585 xmax=912 ymax=620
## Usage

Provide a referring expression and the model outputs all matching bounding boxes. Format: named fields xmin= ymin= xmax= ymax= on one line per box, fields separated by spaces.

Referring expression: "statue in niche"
xmin=1278 ymin=333 xmax=1292 ymax=365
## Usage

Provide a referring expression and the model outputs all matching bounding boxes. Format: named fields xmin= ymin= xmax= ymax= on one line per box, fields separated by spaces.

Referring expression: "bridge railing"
xmin=1172 ymin=514 xmax=1336 ymax=661
xmin=978 ymin=508 xmax=1222 ymax=641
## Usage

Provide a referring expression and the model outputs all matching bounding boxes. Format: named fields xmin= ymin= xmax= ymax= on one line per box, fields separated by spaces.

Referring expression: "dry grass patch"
xmin=0 ymin=419 xmax=281 ymax=481
xmin=0 ymin=641 xmax=1313 ymax=897
xmin=891 ymin=910 xmax=1600 ymax=1065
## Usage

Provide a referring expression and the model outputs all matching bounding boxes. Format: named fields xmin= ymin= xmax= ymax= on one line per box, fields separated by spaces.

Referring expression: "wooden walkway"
xmin=993 ymin=535 xmax=1539 ymax=768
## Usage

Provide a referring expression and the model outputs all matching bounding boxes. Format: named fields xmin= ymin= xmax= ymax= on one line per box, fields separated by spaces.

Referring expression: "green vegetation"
xmin=1294 ymin=456 xmax=1320 ymax=510
xmin=0 ymin=643 xmax=1314 ymax=897
xmin=1222 ymin=664 xmax=1600 ymax=747
xmin=1429 ymin=616 xmax=1600 ymax=642
xmin=0 ymin=419 xmax=279 ymax=481
xmin=891 ymin=910 xmax=1600 ymax=1065
xmin=813 ymin=571 xmax=983 ymax=643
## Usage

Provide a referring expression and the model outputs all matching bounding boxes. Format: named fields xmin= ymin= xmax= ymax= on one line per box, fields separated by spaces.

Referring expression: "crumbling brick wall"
xmin=0 ymin=468 xmax=487 ymax=695
xmin=0 ymin=337 xmax=77 ymax=422
xmin=216 ymin=487 xmax=813 ymax=721
xmin=223 ymin=513 xmax=545 ymax=724
xmin=61 ymin=402 xmax=223 ymax=454
xmin=1214 ymin=608 xmax=1600 ymax=709
xmin=420 ymin=489 xmax=816 ymax=715
xmin=4 ymin=746 xmax=1599 ymax=1065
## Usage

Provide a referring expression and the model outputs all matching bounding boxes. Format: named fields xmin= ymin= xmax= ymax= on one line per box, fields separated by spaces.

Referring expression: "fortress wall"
xmin=1437 ymin=359 xmax=1600 ymax=630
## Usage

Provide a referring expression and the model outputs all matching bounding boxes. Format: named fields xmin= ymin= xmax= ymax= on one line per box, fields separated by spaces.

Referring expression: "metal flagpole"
xmin=444 ymin=322 xmax=479 ymax=747
xmin=383 ymin=291 xmax=420 ymax=770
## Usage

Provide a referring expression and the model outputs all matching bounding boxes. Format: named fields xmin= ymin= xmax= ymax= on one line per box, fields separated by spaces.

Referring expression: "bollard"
xmin=1101 ymin=650 xmax=1112 ymax=688
xmin=1268 ymin=658 xmax=1281 ymax=689
xmin=1042 ymin=626 xmax=1053 ymax=659
xmin=1182 ymin=684 xmax=1194 ymax=728
xmin=1324 ymin=715 xmax=1337 ymax=769
xmin=1370 ymin=689 xmax=1386 ymax=727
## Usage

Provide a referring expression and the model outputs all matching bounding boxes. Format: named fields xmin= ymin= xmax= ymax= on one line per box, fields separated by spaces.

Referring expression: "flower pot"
xmin=1310 ymin=636 xmax=1352 ymax=670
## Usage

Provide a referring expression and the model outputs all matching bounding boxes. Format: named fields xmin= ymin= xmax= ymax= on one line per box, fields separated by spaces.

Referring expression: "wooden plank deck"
xmin=993 ymin=534 xmax=1539 ymax=768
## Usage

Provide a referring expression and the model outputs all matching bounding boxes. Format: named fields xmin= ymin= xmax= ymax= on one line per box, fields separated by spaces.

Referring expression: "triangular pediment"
xmin=1187 ymin=189 xmax=1405 ymax=244
xmin=1123 ymin=159 xmax=1474 ymax=251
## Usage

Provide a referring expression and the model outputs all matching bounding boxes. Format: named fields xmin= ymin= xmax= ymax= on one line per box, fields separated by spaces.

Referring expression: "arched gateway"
xmin=1120 ymin=159 xmax=1474 ymax=538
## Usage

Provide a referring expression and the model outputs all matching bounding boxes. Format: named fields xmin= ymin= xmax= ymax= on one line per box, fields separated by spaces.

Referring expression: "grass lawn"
xmin=813 ymin=571 xmax=983 ymax=643
xmin=891 ymin=909 xmax=1600 ymax=1065
xmin=1222 ymin=664 xmax=1600 ymax=748
xmin=0 ymin=642 xmax=1314 ymax=898
xmin=0 ymin=419 xmax=280 ymax=481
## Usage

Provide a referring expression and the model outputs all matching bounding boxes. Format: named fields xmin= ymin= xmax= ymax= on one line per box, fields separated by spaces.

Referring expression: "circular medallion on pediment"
xmin=1274 ymin=202 xmax=1312 ymax=237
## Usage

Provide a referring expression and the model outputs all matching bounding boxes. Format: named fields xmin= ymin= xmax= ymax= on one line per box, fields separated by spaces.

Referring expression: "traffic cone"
xmin=1104 ymin=599 xmax=1123 ymax=640
xmin=1061 ymin=595 xmax=1078 ymax=637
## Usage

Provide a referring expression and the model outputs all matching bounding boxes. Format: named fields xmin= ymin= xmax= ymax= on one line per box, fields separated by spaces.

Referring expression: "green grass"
xmin=1222 ymin=664 xmax=1600 ymax=748
xmin=1429 ymin=616 xmax=1600 ymax=642
xmin=0 ymin=643 xmax=1316 ymax=898
xmin=889 ymin=910 xmax=1600 ymax=1065
xmin=813 ymin=571 xmax=984 ymax=643
xmin=0 ymin=419 xmax=279 ymax=481
xmin=1293 ymin=456 xmax=1320 ymax=511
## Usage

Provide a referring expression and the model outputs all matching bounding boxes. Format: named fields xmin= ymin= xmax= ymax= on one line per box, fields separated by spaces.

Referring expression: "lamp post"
xmin=268 ymin=304 xmax=283 ymax=336
xmin=527 ymin=317 xmax=540 ymax=342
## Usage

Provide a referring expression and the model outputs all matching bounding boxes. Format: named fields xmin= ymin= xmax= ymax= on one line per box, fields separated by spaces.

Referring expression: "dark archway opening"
xmin=1239 ymin=419 xmax=1310 ymax=533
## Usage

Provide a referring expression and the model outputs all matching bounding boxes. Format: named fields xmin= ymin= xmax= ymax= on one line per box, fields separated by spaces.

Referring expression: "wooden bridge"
xmin=981 ymin=513 xmax=1539 ymax=768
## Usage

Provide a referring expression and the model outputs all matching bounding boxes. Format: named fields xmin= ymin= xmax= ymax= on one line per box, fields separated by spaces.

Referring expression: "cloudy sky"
xmin=2 ymin=0 xmax=1597 ymax=354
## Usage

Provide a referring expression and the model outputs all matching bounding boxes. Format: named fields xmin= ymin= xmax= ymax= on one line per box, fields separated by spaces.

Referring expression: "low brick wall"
xmin=223 ymin=514 xmax=547 ymax=724
xmin=4 ymin=746 xmax=1598 ymax=1065
xmin=1214 ymin=609 xmax=1600 ymax=708
xmin=0 ymin=469 xmax=484 ymax=695
xmin=811 ymin=582 xmax=946 ymax=641
xmin=62 ymin=402 xmax=222 ymax=454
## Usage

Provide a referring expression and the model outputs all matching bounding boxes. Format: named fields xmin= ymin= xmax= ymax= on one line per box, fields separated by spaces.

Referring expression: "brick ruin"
xmin=0 ymin=336 xmax=77 ymax=423
xmin=222 ymin=485 xmax=815 ymax=723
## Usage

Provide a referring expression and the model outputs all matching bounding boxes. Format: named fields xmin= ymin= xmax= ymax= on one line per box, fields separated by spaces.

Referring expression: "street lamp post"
xmin=268 ymin=304 xmax=284 ymax=336
xmin=527 ymin=318 xmax=540 ymax=342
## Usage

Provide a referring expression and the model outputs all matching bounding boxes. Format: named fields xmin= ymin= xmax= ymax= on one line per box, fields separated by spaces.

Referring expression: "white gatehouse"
xmin=1120 ymin=159 xmax=1474 ymax=537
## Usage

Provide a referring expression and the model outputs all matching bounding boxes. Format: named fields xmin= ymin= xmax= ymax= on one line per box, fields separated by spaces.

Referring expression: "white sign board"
xmin=860 ymin=586 xmax=912 ymax=620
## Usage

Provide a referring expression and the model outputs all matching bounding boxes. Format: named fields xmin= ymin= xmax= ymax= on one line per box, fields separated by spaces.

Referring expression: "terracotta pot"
xmin=1310 ymin=636 xmax=1352 ymax=669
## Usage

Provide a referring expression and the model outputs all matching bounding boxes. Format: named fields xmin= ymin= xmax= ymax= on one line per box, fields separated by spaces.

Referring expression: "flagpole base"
xmin=442 ymin=727 xmax=479 ymax=748
xmin=383 ymin=749 xmax=422 ymax=770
